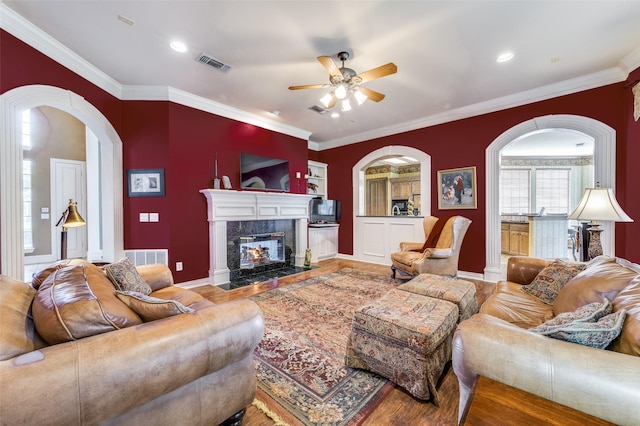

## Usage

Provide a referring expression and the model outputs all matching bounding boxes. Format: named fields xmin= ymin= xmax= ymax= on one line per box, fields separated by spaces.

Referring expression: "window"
xmin=21 ymin=109 xmax=32 ymax=150
xmin=536 ymin=169 xmax=570 ymax=214
xmin=500 ymin=169 xmax=530 ymax=213
xmin=22 ymin=109 xmax=34 ymax=252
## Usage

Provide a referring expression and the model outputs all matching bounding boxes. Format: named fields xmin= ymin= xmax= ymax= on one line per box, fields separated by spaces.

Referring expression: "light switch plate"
xmin=149 ymin=213 xmax=159 ymax=222
xmin=139 ymin=213 xmax=149 ymax=222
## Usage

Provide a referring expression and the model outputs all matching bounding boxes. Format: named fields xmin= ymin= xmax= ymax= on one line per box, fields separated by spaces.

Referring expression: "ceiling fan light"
xmin=353 ymin=89 xmax=368 ymax=105
xmin=341 ymin=99 xmax=352 ymax=112
xmin=319 ymin=92 xmax=334 ymax=109
xmin=335 ymin=84 xmax=347 ymax=100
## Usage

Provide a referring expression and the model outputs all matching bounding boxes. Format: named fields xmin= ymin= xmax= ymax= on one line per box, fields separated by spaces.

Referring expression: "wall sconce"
xmin=55 ymin=199 xmax=86 ymax=259
xmin=568 ymin=183 xmax=633 ymax=259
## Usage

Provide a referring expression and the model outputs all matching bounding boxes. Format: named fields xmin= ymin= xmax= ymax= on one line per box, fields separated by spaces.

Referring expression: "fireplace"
xmin=201 ymin=189 xmax=314 ymax=286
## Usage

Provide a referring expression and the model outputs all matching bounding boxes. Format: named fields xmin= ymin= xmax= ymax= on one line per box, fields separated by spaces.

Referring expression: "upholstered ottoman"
xmin=345 ymin=289 xmax=459 ymax=405
xmin=398 ymin=273 xmax=478 ymax=322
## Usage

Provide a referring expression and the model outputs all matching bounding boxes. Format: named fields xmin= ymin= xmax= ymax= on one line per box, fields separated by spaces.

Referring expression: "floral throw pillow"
xmin=529 ymin=308 xmax=627 ymax=350
xmin=103 ymin=257 xmax=152 ymax=295
xmin=521 ymin=260 xmax=587 ymax=305
xmin=115 ymin=291 xmax=194 ymax=322
xmin=529 ymin=299 xmax=613 ymax=330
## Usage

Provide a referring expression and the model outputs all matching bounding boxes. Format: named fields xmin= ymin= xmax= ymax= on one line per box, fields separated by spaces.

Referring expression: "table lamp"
xmin=568 ymin=183 xmax=633 ymax=260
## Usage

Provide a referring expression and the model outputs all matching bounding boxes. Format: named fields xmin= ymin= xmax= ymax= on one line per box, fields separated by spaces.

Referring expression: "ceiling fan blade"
xmin=358 ymin=86 xmax=385 ymax=102
xmin=317 ymin=56 xmax=342 ymax=78
xmin=326 ymin=96 xmax=337 ymax=109
xmin=357 ymin=62 xmax=397 ymax=83
xmin=288 ymin=84 xmax=326 ymax=90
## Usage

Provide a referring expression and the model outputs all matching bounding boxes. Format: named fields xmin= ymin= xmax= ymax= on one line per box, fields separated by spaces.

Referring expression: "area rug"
xmin=250 ymin=268 xmax=402 ymax=425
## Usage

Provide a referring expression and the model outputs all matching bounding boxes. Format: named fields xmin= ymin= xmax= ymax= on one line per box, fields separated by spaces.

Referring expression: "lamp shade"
xmin=568 ymin=186 xmax=633 ymax=222
xmin=63 ymin=200 xmax=86 ymax=228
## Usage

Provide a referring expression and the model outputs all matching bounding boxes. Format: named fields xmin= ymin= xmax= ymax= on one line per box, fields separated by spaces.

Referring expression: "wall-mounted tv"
xmin=240 ymin=153 xmax=290 ymax=192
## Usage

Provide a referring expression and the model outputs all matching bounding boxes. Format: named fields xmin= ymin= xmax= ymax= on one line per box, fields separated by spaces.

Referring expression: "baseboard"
xmin=175 ymin=277 xmax=211 ymax=289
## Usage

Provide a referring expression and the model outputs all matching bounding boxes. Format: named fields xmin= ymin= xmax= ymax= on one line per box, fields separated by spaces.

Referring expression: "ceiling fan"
xmin=288 ymin=51 xmax=397 ymax=110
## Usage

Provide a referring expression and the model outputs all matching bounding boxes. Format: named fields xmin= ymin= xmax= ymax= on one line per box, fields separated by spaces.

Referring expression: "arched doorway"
xmin=352 ymin=145 xmax=431 ymax=264
xmin=0 ymin=85 xmax=124 ymax=280
xmin=485 ymin=115 xmax=616 ymax=281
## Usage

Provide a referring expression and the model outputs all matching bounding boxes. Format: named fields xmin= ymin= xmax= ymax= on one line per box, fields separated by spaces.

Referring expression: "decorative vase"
xmin=304 ymin=248 xmax=312 ymax=269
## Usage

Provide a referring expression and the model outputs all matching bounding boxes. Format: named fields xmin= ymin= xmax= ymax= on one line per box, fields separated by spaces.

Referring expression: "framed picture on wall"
xmin=127 ymin=169 xmax=165 ymax=197
xmin=437 ymin=166 xmax=477 ymax=209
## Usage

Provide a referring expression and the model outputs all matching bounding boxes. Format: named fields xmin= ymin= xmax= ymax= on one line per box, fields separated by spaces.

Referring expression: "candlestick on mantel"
xmin=214 ymin=152 xmax=218 ymax=178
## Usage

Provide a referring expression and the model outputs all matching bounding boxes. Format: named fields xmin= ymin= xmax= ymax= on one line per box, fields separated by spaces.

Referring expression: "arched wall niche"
xmin=0 ymin=84 xmax=124 ymax=279
xmin=485 ymin=114 xmax=616 ymax=281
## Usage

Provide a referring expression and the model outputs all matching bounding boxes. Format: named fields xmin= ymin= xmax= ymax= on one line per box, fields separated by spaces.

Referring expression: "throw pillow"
xmin=103 ymin=257 xmax=152 ymax=295
xmin=529 ymin=299 xmax=613 ymax=331
xmin=115 ymin=291 xmax=194 ymax=322
xmin=529 ymin=309 xmax=627 ymax=350
xmin=520 ymin=260 xmax=587 ymax=305
xmin=32 ymin=264 xmax=142 ymax=344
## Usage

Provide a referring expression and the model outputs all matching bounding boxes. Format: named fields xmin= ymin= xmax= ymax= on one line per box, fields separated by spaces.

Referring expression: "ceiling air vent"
xmin=309 ymin=105 xmax=330 ymax=115
xmin=195 ymin=53 xmax=232 ymax=73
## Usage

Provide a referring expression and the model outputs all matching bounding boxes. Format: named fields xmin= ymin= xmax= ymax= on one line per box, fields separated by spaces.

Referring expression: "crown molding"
xmin=619 ymin=46 xmax=640 ymax=75
xmin=121 ymin=85 xmax=312 ymax=140
xmin=316 ymin=66 xmax=628 ymax=150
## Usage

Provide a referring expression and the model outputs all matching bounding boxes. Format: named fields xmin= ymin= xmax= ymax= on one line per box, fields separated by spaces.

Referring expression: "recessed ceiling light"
xmin=496 ymin=52 xmax=514 ymax=63
xmin=170 ymin=41 xmax=187 ymax=53
xmin=331 ymin=112 xmax=340 ymax=118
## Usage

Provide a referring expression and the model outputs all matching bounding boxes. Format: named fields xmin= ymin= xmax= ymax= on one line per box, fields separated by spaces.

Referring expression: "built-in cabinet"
xmin=390 ymin=177 xmax=421 ymax=215
xmin=307 ymin=160 xmax=327 ymax=199
xmin=501 ymin=222 xmax=530 ymax=256
xmin=501 ymin=215 xmax=569 ymax=259
xmin=308 ymin=224 xmax=339 ymax=263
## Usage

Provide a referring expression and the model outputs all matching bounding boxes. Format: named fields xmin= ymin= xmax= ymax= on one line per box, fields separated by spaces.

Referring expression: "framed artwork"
xmin=127 ymin=169 xmax=165 ymax=197
xmin=437 ymin=166 xmax=477 ymax=209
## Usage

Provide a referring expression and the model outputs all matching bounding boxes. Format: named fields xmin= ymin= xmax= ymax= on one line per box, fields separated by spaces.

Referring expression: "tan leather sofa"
xmin=452 ymin=256 xmax=640 ymax=425
xmin=0 ymin=261 xmax=264 ymax=425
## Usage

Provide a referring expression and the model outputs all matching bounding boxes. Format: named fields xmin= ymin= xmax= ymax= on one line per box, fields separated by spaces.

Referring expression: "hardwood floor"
xmin=191 ymin=259 xmax=495 ymax=426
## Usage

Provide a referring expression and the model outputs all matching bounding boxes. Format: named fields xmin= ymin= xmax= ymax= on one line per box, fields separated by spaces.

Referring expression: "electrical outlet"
xmin=175 ymin=262 xmax=183 ymax=271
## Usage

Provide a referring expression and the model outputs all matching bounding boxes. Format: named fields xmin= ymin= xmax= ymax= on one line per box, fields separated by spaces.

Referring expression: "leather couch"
xmin=0 ymin=260 xmax=264 ymax=425
xmin=452 ymin=255 xmax=640 ymax=425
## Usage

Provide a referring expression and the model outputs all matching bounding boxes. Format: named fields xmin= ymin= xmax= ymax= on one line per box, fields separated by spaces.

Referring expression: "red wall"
xmin=316 ymin=82 xmax=639 ymax=272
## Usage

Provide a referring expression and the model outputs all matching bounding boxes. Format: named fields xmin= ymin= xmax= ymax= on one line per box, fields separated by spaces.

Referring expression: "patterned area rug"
xmin=250 ymin=269 xmax=402 ymax=425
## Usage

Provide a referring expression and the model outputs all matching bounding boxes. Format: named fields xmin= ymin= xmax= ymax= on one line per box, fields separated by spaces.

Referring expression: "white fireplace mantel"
xmin=200 ymin=189 xmax=314 ymax=286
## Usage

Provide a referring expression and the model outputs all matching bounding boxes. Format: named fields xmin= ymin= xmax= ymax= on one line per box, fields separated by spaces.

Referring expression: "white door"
xmin=51 ymin=159 xmax=87 ymax=259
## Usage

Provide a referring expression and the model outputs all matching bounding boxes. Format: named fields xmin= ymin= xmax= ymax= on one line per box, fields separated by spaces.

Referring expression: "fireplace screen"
xmin=240 ymin=232 xmax=285 ymax=269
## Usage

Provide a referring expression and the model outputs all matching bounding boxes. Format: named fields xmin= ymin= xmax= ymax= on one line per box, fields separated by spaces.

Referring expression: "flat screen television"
xmin=309 ymin=198 xmax=341 ymax=224
xmin=240 ymin=153 xmax=290 ymax=192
